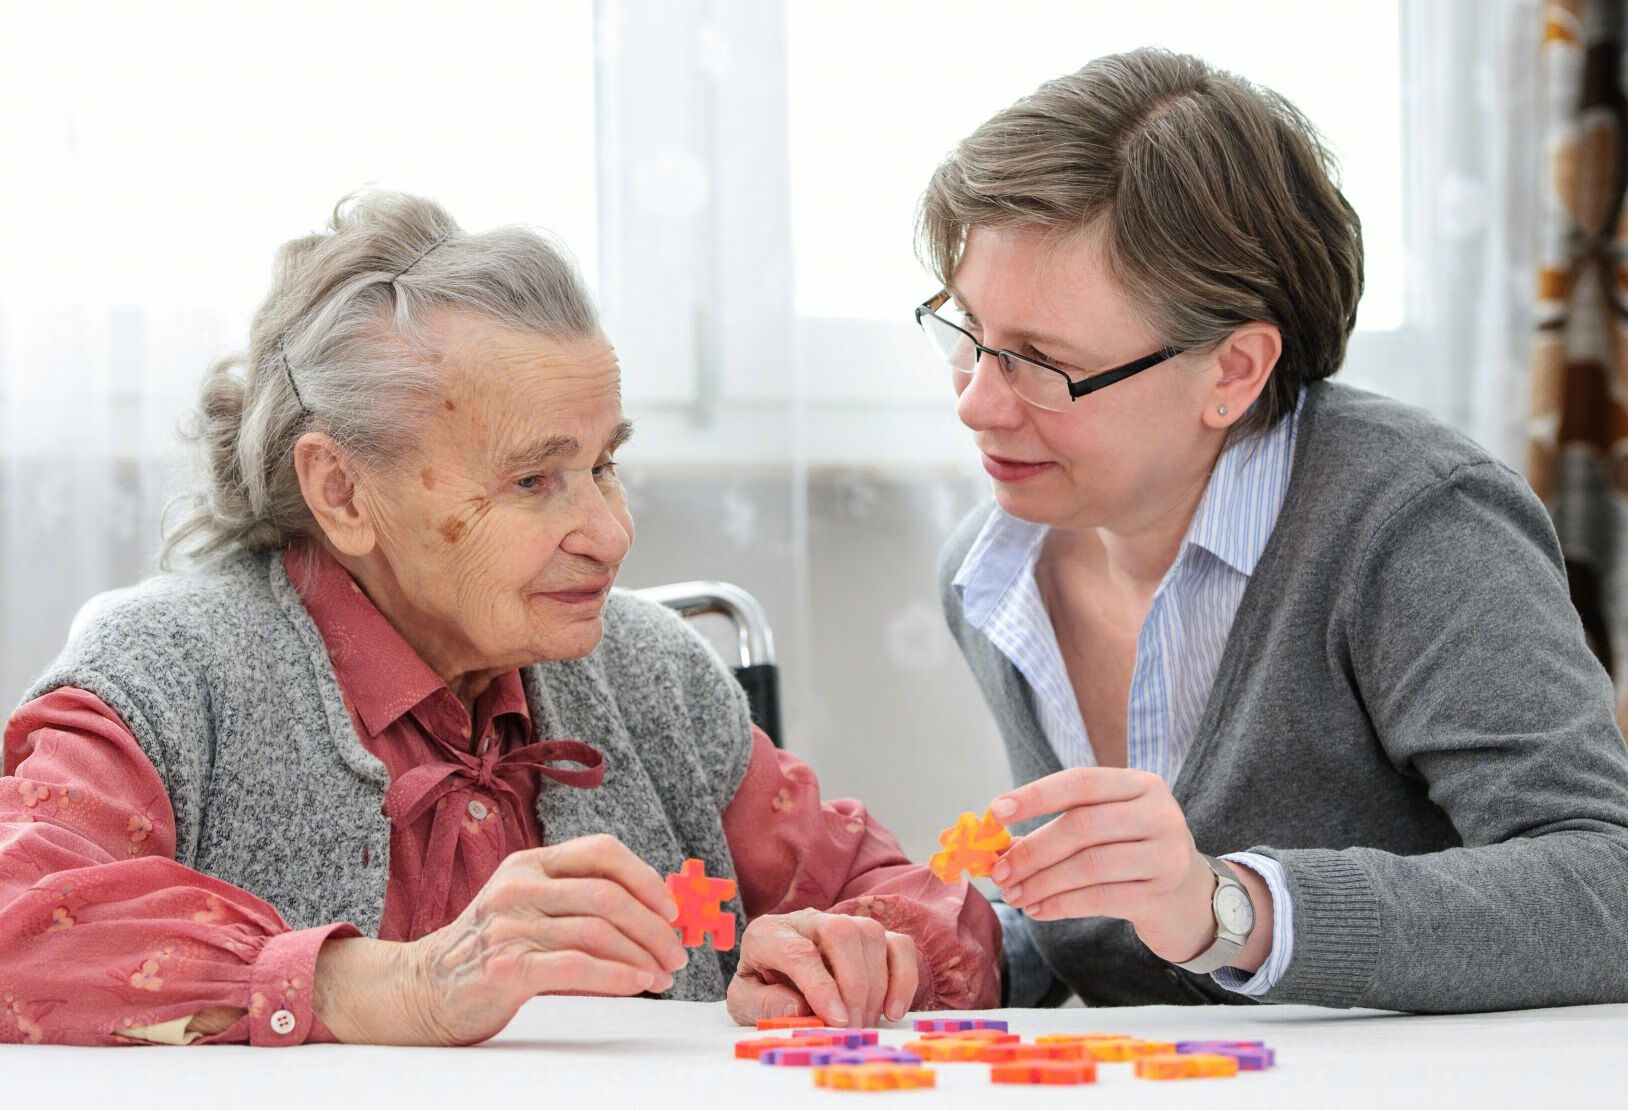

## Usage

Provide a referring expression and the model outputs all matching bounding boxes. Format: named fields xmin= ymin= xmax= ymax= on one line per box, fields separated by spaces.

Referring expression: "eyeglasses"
xmin=914 ymin=290 xmax=1183 ymax=412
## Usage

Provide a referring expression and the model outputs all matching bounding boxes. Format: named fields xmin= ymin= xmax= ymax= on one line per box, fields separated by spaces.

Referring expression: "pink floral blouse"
xmin=0 ymin=548 xmax=999 ymax=1046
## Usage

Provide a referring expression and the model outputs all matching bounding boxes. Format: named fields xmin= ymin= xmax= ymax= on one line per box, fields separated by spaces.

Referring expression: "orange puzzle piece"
xmin=666 ymin=858 xmax=737 ymax=950
xmin=813 ymin=1064 xmax=937 ymax=1091
xmin=991 ymin=1060 xmax=1099 ymax=1085
xmin=1034 ymin=1033 xmax=1128 ymax=1047
xmin=1126 ymin=1040 xmax=1179 ymax=1059
xmin=928 ymin=809 xmax=1012 ymax=883
xmin=1077 ymin=1036 xmax=1170 ymax=1062
xmin=979 ymin=1042 xmax=1089 ymax=1063
xmin=905 ymin=1037 xmax=988 ymax=1062
xmin=1136 ymin=1053 xmax=1241 ymax=1080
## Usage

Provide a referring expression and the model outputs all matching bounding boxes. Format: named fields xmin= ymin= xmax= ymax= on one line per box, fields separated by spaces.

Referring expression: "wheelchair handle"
xmin=632 ymin=580 xmax=777 ymax=669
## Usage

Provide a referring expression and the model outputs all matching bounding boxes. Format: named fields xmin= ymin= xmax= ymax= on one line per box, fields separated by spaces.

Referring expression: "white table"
xmin=8 ymin=996 xmax=1624 ymax=1108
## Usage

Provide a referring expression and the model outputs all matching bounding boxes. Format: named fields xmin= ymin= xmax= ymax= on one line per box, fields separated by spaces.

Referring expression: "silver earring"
xmin=1217 ymin=404 xmax=1229 ymax=416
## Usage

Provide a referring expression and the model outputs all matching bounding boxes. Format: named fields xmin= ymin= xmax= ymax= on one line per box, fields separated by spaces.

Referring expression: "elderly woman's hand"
xmin=985 ymin=769 xmax=1271 ymax=972
xmin=314 ymin=834 xmax=688 ymax=1045
xmin=726 ymin=908 xmax=923 ymax=1028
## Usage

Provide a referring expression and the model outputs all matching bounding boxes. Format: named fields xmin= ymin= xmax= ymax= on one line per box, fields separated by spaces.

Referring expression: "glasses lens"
xmin=916 ymin=303 xmax=1077 ymax=411
xmin=1003 ymin=354 xmax=1074 ymax=412
xmin=919 ymin=310 xmax=977 ymax=374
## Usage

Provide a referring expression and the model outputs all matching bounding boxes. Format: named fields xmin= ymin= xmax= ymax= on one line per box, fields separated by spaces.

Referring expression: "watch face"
xmin=1216 ymin=884 xmax=1254 ymax=936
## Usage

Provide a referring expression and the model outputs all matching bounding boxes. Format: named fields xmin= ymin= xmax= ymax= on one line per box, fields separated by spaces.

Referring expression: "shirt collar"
xmin=284 ymin=545 xmax=531 ymax=740
xmin=952 ymin=506 xmax=1048 ymax=628
xmin=1183 ymin=389 xmax=1303 ymax=576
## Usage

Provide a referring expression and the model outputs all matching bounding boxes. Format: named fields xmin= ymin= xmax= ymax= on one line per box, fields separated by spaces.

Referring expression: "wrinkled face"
xmin=357 ymin=312 xmax=633 ymax=670
xmin=951 ymin=225 xmax=1216 ymax=533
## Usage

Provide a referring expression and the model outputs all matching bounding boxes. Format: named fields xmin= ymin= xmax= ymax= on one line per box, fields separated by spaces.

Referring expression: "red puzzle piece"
xmin=757 ymin=1016 xmax=827 ymax=1031
xmin=736 ymin=1036 xmax=800 ymax=1060
xmin=666 ymin=858 xmax=737 ymax=950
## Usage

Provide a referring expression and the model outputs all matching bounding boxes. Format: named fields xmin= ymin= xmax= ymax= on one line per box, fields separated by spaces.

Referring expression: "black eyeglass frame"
xmin=914 ymin=290 xmax=1184 ymax=403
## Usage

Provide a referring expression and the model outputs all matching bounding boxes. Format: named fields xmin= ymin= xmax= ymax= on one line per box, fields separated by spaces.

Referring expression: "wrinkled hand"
xmin=402 ymin=834 xmax=689 ymax=1045
xmin=989 ymin=768 xmax=1218 ymax=964
xmin=726 ymin=909 xmax=923 ymax=1028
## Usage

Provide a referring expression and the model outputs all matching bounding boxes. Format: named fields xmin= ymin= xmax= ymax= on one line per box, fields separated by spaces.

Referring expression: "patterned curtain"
xmin=1530 ymin=0 xmax=1628 ymax=724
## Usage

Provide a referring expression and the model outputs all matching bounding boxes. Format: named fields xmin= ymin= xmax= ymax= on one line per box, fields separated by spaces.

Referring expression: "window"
xmin=0 ymin=0 xmax=600 ymax=700
xmin=789 ymin=1 xmax=1404 ymax=329
xmin=784 ymin=1 xmax=1415 ymax=449
xmin=0 ymin=1 xmax=598 ymax=324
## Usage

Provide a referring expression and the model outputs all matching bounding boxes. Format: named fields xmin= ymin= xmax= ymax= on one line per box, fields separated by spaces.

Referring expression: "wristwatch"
xmin=1173 ymin=854 xmax=1255 ymax=974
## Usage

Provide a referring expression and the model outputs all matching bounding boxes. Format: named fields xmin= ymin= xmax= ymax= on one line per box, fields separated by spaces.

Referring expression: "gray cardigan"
xmin=26 ymin=553 xmax=755 ymax=1001
xmin=941 ymin=382 xmax=1628 ymax=1012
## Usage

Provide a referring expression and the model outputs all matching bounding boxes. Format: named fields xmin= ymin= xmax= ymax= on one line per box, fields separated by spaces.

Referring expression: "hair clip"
xmin=392 ymin=230 xmax=451 ymax=280
xmin=278 ymin=339 xmax=309 ymax=413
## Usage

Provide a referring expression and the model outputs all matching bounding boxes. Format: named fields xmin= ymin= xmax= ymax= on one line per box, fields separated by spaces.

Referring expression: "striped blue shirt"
xmin=954 ymin=392 xmax=1304 ymax=1000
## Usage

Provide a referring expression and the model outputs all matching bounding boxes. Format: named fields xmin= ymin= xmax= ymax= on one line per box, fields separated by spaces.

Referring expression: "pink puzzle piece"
xmin=831 ymin=1046 xmax=925 ymax=1066
xmin=914 ymin=1017 xmax=1008 ymax=1033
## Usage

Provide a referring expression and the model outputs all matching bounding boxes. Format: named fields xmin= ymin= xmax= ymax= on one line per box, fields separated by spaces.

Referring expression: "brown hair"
xmin=918 ymin=48 xmax=1364 ymax=436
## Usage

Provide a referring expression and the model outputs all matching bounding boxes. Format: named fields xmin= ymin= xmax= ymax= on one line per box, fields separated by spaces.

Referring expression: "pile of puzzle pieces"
xmin=736 ymin=1016 xmax=1277 ymax=1092
xmin=684 ymin=841 xmax=1280 ymax=1092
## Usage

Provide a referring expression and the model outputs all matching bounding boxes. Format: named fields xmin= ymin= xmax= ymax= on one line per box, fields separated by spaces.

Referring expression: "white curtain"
xmin=0 ymin=0 xmax=1534 ymax=857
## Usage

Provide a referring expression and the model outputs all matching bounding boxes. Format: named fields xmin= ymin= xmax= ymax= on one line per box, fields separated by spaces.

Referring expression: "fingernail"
xmin=782 ymin=1002 xmax=801 ymax=1017
xmin=1004 ymin=884 xmax=1022 ymax=904
xmin=831 ymin=1004 xmax=850 ymax=1026
xmin=637 ymin=971 xmax=655 ymax=991
xmin=662 ymin=899 xmax=679 ymax=920
xmin=991 ymin=862 xmax=1010 ymax=883
xmin=991 ymin=798 xmax=1017 ymax=819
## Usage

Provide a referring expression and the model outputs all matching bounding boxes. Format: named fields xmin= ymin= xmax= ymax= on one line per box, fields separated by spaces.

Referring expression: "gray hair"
xmin=162 ymin=191 xmax=600 ymax=567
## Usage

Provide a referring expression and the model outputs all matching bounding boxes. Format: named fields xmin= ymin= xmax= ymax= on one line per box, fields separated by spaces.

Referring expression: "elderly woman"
xmin=0 ymin=193 xmax=997 ymax=1047
xmin=923 ymin=49 xmax=1628 ymax=1011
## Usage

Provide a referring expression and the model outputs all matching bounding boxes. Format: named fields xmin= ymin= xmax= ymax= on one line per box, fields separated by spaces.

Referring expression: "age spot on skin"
xmin=420 ymin=468 xmax=436 ymax=490
xmin=444 ymin=400 xmax=456 ymax=411
xmin=438 ymin=493 xmax=491 ymax=545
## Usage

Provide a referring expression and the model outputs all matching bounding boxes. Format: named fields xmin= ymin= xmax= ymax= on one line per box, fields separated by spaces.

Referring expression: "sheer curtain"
xmin=0 ymin=0 xmax=1531 ymax=858
xmin=0 ymin=0 xmax=600 ymax=718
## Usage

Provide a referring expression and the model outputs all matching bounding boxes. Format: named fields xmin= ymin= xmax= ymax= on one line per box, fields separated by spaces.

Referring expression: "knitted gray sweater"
xmin=941 ymin=382 xmax=1628 ymax=1012
xmin=26 ymin=552 xmax=754 ymax=1000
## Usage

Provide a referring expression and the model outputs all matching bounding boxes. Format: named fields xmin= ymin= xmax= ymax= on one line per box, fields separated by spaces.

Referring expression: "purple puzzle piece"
xmin=830 ymin=1046 xmax=924 ymax=1066
xmin=1176 ymin=1042 xmax=1275 ymax=1070
xmin=1178 ymin=1035 xmax=1263 ymax=1048
xmin=760 ymin=1046 xmax=840 ymax=1067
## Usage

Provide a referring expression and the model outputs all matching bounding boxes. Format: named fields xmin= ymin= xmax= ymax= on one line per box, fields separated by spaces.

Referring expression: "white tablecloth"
xmin=7 ymin=995 xmax=1624 ymax=1108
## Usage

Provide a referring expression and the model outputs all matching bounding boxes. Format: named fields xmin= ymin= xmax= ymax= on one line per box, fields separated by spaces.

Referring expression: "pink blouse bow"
xmin=382 ymin=737 xmax=605 ymax=937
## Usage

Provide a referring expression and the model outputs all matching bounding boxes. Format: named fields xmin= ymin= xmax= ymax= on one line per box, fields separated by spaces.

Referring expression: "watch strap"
xmin=1172 ymin=855 xmax=1251 ymax=975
